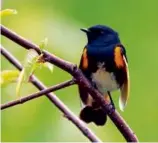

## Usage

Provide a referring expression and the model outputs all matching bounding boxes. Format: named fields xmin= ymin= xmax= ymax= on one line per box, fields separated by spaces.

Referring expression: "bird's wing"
xmin=78 ymin=47 xmax=92 ymax=107
xmin=114 ymin=46 xmax=130 ymax=111
xmin=119 ymin=55 xmax=130 ymax=111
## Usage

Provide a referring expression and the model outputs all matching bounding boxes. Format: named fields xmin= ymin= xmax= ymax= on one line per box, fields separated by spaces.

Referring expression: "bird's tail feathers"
xmin=79 ymin=106 xmax=107 ymax=126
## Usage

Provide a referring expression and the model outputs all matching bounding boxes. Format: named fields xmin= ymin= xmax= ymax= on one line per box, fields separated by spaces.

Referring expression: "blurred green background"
xmin=1 ymin=0 xmax=158 ymax=142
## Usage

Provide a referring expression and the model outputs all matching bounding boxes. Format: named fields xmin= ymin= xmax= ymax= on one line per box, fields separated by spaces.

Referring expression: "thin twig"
xmin=0 ymin=45 xmax=102 ymax=142
xmin=1 ymin=25 xmax=139 ymax=142
xmin=1 ymin=79 xmax=75 ymax=110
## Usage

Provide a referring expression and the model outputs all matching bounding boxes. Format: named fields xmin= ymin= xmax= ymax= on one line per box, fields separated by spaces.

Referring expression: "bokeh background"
xmin=1 ymin=0 xmax=158 ymax=142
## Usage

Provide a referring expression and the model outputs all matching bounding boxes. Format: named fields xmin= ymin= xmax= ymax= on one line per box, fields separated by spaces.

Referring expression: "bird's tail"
xmin=79 ymin=106 xmax=107 ymax=126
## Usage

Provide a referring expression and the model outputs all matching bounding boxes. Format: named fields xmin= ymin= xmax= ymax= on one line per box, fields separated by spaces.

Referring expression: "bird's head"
xmin=81 ymin=25 xmax=120 ymax=45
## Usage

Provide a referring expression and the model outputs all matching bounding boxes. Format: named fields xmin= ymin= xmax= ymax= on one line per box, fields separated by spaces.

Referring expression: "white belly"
xmin=91 ymin=67 xmax=119 ymax=94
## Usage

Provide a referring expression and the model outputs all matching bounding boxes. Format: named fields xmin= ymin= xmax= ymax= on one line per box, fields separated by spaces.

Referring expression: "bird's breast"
xmin=91 ymin=63 xmax=119 ymax=94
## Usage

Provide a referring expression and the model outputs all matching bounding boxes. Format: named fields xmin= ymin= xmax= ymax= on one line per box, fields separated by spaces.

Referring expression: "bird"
xmin=78 ymin=25 xmax=130 ymax=126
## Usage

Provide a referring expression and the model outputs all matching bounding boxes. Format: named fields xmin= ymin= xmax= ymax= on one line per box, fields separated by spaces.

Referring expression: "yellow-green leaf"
xmin=16 ymin=68 xmax=25 ymax=97
xmin=25 ymin=49 xmax=39 ymax=66
xmin=15 ymin=50 xmax=40 ymax=97
xmin=0 ymin=70 xmax=20 ymax=86
xmin=39 ymin=37 xmax=48 ymax=51
xmin=24 ymin=49 xmax=39 ymax=79
xmin=29 ymin=61 xmax=41 ymax=76
xmin=0 ymin=9 xmax=17 ymax=17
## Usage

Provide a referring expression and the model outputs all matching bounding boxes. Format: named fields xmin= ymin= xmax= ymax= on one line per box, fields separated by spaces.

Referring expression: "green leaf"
xmin=16 ymin=68 xmax=25 ymax=97
xmin=15 ymin=50 xmax=40 ymax=97
xmin=39 ymin=37 xmax=48 ymax=51
xmin=24 ymin=49 xmax=39 ymax=79
xmin=0 ymin=70 xmax=20 ymax=86
xmin=29 ymin=61 xmax=41 ymax=76
xmin=25 ymin=49 xmax=39 ymax=66
xmin=43 ymin=62 xmax=54 ymax=73
xmin=0 ymin=9 xmax=17 ymax=17
xmin=23 ymin=49 xmax=45 ymax=80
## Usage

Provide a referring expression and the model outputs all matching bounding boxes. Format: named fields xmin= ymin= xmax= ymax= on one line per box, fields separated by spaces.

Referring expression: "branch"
xmin=1 ymin=79 xmax=75 ymax=110
xmin=1 ymin=25 xmax=139 ymax=142
xmin=0 ymin=45 xmax=101 ymax=142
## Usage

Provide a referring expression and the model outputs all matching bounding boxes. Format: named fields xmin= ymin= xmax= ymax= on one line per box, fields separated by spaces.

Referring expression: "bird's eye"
xmin=89 ymin=28 xmax=104 ymax=35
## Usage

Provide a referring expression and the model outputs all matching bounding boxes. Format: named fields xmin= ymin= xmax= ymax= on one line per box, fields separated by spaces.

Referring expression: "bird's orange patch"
xmin=114 ymin=46 xmax=124 ymax=68
xmin=82 ymin=48 xmax=88 ymax=69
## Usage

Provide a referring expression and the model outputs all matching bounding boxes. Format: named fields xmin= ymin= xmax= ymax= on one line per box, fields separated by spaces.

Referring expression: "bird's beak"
xmin=80 ymin=28 xmax=89 ymax=33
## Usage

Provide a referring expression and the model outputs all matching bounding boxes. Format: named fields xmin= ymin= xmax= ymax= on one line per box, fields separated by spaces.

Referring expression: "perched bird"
xmin=78 ymin=25 xmax=130 ymax=126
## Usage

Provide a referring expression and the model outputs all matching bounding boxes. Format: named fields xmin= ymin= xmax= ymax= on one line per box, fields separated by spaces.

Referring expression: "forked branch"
xmin=0 ymin=46 xmax=101 ymax=142
xmin=1 ymin=79 xmax=75 ymax=110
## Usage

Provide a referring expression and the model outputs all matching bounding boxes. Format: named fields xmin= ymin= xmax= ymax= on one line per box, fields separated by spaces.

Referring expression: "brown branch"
xmin=0 ymin=45 xmax=101 ymax=142
xmin=1 ymin=25 xmax=139 ymax=142
xmin=1 ymin=79 xmax=75 ymax=110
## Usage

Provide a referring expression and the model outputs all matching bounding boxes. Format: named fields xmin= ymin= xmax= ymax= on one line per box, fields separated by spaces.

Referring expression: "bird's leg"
xmin=107 ymin=91 xmax=115 ymax=110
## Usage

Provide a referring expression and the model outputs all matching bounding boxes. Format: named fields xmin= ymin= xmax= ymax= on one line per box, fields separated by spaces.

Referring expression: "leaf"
xmin=25 ymin=49 xmax=39 ymax=66
xmin=29 ymin=61 xmax=41 ymax=76
xmin=24 ymin=49 xmax=39 ymax=79
xmin=43 ymin=62 xmax=54 ymax=73
xmin=16 ymin=68 xmax=25 ymax=97
xmin=0 ymin=9 xmax=17 ymax=17
xmin=23 ymin=49 xmax=46 ymax=80
xmin=0 ymin=70 xmax=20 ymax=86
xmin=39 ymin=37 xmax=48 ymax=51
xmin=15 ymin=50 xmax=40 ymax=97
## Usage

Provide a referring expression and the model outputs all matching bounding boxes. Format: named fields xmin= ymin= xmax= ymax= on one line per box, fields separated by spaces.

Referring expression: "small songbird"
xmin=78 ymin=25 xmax=130 ymax=126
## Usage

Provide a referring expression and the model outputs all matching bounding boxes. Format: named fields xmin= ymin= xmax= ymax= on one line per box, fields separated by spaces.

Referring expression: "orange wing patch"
xmin=114 ymin=46 xmax=124 ymax=68
xmin=82 ymin=48 xmax=88 ymax=69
